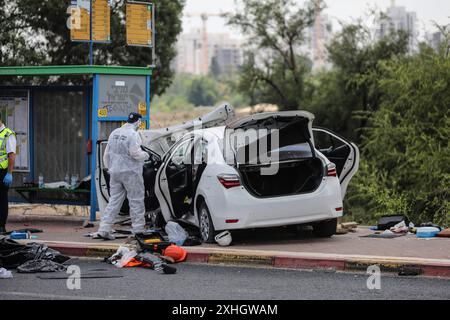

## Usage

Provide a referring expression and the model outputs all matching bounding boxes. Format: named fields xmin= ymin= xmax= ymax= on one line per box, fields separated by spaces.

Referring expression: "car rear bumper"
xmin=202 ymin=177 xmax=343 ymax=231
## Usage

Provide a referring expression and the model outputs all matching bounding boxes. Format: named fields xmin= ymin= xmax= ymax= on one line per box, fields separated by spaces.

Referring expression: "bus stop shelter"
xmin=0 ymin=65 xmax=153 ymax=222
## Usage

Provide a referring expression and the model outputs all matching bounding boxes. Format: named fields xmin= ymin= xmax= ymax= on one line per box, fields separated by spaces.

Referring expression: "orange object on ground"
xmin=124 ymin=258 xmax=152 ymax=268
xmin=163 ymin=245 xmax=187 ymax=263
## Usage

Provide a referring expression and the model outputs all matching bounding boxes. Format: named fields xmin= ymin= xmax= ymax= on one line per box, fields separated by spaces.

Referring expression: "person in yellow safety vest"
xmin=0 ymin=116 xmax=16 ymax=235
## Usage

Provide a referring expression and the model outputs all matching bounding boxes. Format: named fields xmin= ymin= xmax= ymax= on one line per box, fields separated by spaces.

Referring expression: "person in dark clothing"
xmin=0 ymin=117 xmax=16 ymax=235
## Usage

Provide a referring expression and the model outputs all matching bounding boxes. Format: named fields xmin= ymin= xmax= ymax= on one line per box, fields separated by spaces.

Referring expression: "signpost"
xmin=126 ymin=1 xmax=156 ymax=66
xmin=70 ymin=0 xmax=111 ymax=64
xmin=92 ymin=0 xmax=111 ymax=42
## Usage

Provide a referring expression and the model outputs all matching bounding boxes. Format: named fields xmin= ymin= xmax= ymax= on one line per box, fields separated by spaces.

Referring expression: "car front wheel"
xmin=199 ymin=202 xmax=216 ymax=243
xmin=313 ymin=218 xmax=337 ymax=238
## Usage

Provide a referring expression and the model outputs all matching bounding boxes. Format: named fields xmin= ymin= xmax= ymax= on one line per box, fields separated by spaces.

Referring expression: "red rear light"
xmin=326 ymin=163 xmax=337 ymax=177
xmin=226 ymin=219 xmax=239 ymax=224
xmin=217 ymin=174 xmax=241 ymax=189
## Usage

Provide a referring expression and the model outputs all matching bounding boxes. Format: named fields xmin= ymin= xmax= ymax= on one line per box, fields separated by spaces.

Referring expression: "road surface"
xmin=1 ymin=259 xmax=450 ymax=300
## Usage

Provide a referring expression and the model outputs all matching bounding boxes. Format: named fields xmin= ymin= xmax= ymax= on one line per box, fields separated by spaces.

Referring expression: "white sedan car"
xmin=96 ymin=105 xmax=359 ymax=243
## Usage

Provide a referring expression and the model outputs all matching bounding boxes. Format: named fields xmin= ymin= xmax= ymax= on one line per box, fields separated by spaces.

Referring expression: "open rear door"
xmin=312 ymin=127 xmax=360 ymax=199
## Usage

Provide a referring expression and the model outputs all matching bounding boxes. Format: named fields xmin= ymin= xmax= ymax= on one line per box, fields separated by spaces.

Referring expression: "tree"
xmin=347 ymin=46 xmax=450 ymax=226
xmin=188 ymin=76 xmax=219 ymax=107
xmin=304 ymin=20 xmax=410 ymax=142
xmin=0 ymin=1 xmax=47 ymax=67
xmin=227 ymin=0 xmax=319 ymax=110
xmin=0 ymin=0 xmax=184 ymax=97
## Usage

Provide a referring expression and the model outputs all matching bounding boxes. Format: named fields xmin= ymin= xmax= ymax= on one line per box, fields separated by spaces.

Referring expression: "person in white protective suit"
xmin=96 ymin=112 xmax=150 ymax=240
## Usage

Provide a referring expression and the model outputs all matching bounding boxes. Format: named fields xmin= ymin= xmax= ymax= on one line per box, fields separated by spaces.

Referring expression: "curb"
xmin=25 ymin=240 xmax=450 ymax=279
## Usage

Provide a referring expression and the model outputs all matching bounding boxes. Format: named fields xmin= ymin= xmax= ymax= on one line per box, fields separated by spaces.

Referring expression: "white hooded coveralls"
xmin=99 ymin=123 xmax=149 ymax=234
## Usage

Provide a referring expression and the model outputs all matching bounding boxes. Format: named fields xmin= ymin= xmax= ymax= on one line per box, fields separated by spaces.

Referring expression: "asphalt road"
xmin=1 ymin=258 xmax=450 ymax=300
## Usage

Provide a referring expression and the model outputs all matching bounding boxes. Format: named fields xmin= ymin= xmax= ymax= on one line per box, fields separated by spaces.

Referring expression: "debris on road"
xmin=215 ymin=231 xmax=232 ymax=246
xmin=437 ymin=229 xmax=450 ymax=238
xmin=336 ymin=222 xmax=358 ymax=235
xmin=377 ymin=215 xmax=410 ymax=231
xmin=104 ymin=230 xmax=188 ymax=274
xmin=0 ymin=267 xmax=12 ymax=279
xmin=0 ymin=237 xmax=70 ymax=273
xmin=17 ymin=259 xmax=67 ymax=273
xmin=416 ymin=227 xmax=441 ymax=239
xmin=165 ymin=221 xmax=188 ymax=246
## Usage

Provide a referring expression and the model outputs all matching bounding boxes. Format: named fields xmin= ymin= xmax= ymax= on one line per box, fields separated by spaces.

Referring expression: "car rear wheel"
xmin=199 ymin=202 xmax=216 ymax=243
xmin=313 ymin=218 xmax=337 ymax=238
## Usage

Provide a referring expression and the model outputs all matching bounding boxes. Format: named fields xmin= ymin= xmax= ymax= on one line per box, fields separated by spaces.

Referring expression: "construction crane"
xmin=185 ymin=12 xmax=228 ymax=75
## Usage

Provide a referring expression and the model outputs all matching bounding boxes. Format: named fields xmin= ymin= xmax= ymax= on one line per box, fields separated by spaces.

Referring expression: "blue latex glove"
xmin=3 ymin=173 xmax=12 ymax=187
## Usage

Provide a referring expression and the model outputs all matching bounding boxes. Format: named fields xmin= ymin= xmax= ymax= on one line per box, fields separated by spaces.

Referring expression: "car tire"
xmin=313 ymin=218 xmax=337 ymax=238
xmin=198 ymin=201 xmax=216 ymax=243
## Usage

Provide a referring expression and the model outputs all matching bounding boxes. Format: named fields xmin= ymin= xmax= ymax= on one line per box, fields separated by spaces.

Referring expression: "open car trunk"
xmin=239 ymin=158 xmax=324 ymax=197
xmin=226 ymin=111 xmax=324 ymax=198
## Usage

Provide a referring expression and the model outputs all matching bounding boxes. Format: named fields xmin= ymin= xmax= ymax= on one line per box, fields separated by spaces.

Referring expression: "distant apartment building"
xmin=304 ymin=12 xmax=333 ymax=71
xmin=173 ymin=31 xmax=243 ymax=76
xmin=425 ymin=29 xmax=448 ymax=51
xmin=375 ymin=0 xmax=418 ymax=51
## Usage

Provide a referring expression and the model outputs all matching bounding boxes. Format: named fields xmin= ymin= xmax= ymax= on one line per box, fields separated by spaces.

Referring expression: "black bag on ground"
xmin=0 ymin=237 xmax=69 ymax=269
xmin=377 ymin=215 xmax=410 ymax=231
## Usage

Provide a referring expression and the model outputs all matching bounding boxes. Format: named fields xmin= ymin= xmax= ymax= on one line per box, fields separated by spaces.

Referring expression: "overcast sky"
xmin=182 ymin=0 xmax=450 ymax=37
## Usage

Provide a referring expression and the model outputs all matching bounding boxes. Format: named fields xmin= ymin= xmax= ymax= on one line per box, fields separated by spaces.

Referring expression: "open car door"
xmin=312 ymin=127 xmax=360 ymax=199
xmin=95 ymin=141 xmax=162 ymax=217
xmin=95 ymin=103 xmax=235 ymax=220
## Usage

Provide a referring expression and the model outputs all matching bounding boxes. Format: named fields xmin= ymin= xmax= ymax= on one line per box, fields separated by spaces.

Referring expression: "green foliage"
xmin=188 ymin=76 xmax=220 ymax=107
xmin=152 ymin=73 xmax=248 ymax=112
xmin=347 ymin=47 xmax=450 ymax=226
xmin=304 ymin=22 xmax=410 ymax=143
xmin=0 ymin=0 xmax=184 ymax=97
xmin=227 ymin=0 xmax=318 ymax=110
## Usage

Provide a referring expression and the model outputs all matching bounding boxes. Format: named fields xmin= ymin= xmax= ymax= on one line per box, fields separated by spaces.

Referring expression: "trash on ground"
xmin=105 ymin=233 xmax=186 ymax=274
xmin=419 ymin=222 xmax=441 ymax=230
xmin=416 ymin=227 xmax=440 ymax=239
xmin=398 ymin=266 xmax=421 ymax=277
xmin=215 ymin=231 xmax=232 ymax=246
xmin=437 ymin=228 xmax=450 ymax=238
xmin=0 ymin=237 xmax=70 ymax=272
xmin=17 ymin=259 xmax=67 ymax=273
xmin=389 ymin=221 xmax=411 ymax=234
xmin=0 ymin=267 xmax=12 ymax=279
xmin=377 ymin=215 xmax=410 ymax=231
xmin=9 ymin=231 xmax=38 ymax=240
xmin=83 ymin=221 xmax=95 ymax=229
xmin=5 ymin=228 xmax=43 ymax=235
xmin=85 ymin=231 xmax=129 ymax=240
xmin=107 ymin=246 xmax=138 ymax=268
xmin=165 ymin=221 xmax=188 ymax=246
xmin=336 ymin=222 xmax=359 ymax=235
xmin=361 ymin=232 xmax=405 ymax=239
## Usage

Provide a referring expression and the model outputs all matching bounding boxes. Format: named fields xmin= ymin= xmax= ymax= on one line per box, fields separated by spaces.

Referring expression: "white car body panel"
xmin=155 ymin=126 xmax=345 ymax=231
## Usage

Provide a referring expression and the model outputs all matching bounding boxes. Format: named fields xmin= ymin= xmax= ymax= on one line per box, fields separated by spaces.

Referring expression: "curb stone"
xmin=20 ymin=240 xmax=450 ymax=278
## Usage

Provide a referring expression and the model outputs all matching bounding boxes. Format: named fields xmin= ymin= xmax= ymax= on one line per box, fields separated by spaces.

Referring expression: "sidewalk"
xmin=6 ymin=217 xmax=450 ymax=278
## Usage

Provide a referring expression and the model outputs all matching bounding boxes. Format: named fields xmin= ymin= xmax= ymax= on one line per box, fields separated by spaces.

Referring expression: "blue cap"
xmin=127 ymin=112 xmax=143 ymax=124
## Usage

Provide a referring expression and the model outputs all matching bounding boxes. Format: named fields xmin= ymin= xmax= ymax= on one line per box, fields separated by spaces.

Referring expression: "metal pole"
xmin=90 ymin=74 xmax=99 ymax=222
xmin=151 ymin=3 xmax=156 ymax=67
xmin=89 ymin=0 xmax=94 ymax=65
